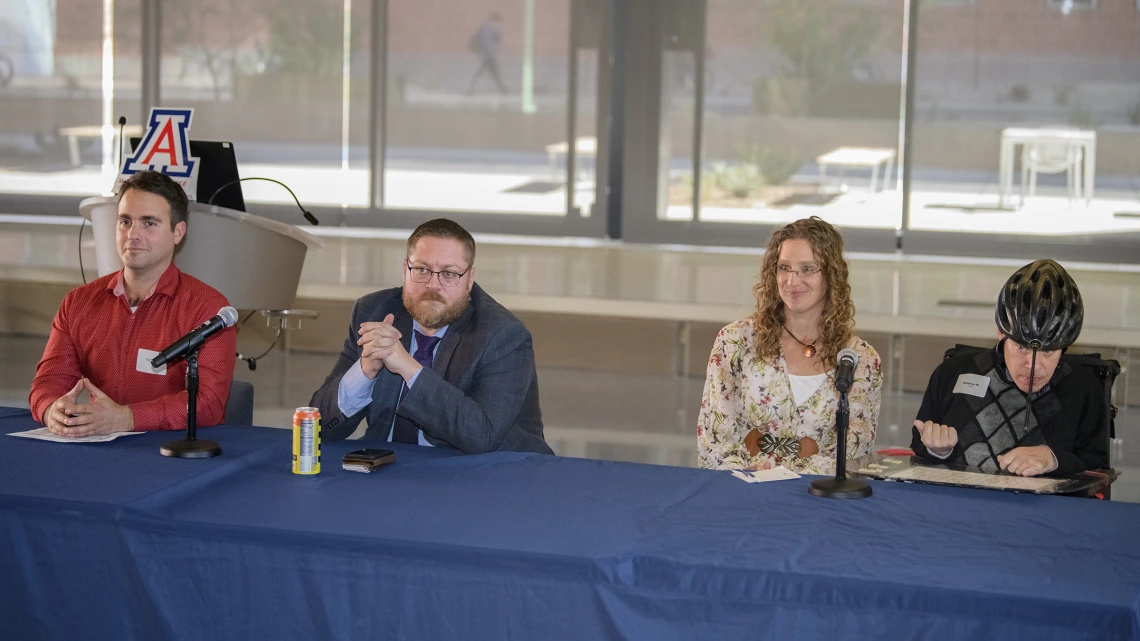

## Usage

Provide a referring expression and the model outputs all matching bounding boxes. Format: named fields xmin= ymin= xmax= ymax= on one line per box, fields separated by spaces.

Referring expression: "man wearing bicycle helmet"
xmin=910 ymin=259 xmax=1108 ymax=477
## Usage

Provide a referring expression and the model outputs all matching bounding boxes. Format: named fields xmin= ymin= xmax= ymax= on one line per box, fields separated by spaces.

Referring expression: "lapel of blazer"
xmin=431 ymin=284 xmax=479 ymax=379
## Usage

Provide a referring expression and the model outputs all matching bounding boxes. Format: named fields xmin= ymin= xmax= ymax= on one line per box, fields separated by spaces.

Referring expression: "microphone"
xmin=151 ymin=307 xmax=239 ymax=368
xmin=835 ymin=348 xmax=859 ymax=394
xmin=207 ymin=177 xmax=319 ymax=225
xmin=809 ymin=347 xmax=873 ymax=499
xmin=116 ymin=116 xmax=126 ymax=170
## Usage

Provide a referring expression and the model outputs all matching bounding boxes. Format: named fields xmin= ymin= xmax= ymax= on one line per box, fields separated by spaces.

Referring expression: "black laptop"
xmin=129 ymin=138 xmax=245 ymax=212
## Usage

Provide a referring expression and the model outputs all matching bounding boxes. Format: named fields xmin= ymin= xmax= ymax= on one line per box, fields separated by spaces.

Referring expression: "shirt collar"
xmin=412 ymin=320 xmax=449 ymax=345
xmin=109 ymin=262 xmax=181 ymax=302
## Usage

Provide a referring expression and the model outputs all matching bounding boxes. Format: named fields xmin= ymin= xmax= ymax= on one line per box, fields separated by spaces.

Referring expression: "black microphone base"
xmin=809 ymin=477 xmax=872 ymax=499
xmin=160 ymin=438 xmax=222 ymax=459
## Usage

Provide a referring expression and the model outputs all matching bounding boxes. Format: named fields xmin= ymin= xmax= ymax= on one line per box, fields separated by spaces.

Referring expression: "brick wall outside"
xmin=50 ymin=0 xmax=1140 ymax=60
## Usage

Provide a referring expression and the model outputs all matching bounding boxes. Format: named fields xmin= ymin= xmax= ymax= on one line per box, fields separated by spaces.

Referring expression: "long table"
xmin=1 ymin=407 xmax=1138 ymax=640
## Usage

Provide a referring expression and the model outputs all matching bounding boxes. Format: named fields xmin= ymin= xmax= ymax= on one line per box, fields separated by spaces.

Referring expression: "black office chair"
xmin=224 ymin=380 xmax=255 ymax=426
xmin=942 ymin=344 xmax=1119 ymax=497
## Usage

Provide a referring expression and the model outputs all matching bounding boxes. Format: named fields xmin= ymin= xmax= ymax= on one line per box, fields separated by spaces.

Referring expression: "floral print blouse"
xmin=697 ymin=318 xmax=883 ymax=475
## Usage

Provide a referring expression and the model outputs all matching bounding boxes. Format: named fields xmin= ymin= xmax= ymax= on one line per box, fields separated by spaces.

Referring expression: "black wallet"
xmin=342 ymin=448 xmax=396 ymax=473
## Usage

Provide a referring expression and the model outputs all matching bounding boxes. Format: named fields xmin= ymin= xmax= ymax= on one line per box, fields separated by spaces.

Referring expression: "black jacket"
xmin=911 ymin=345 xmax=1107 ymax=476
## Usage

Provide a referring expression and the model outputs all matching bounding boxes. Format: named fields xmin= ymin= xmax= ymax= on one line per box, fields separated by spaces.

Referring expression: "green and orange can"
xmin=292 ymin=407 xmax=321 ymax=475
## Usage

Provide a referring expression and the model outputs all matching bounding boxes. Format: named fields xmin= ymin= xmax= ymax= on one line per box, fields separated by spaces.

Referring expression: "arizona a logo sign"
xmin=118 ymin=107 xmax=201 ymax=198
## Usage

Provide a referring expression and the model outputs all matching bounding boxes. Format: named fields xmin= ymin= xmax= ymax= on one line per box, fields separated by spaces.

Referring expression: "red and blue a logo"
xmin=123 ymin=108 xmax=197 ymax=178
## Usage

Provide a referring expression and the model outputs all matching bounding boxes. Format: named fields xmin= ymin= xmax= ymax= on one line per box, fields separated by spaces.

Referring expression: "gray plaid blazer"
xmin=309 ymin=283 xmax=552 ymax=455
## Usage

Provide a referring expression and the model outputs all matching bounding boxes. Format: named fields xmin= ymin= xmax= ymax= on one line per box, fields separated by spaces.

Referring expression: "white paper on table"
xmin=7 ymin=428 xmax=146 ymax=443
xmin=890 ymin=465 xmax=1064 ymax=493
xmin=731 ymin=466 xmax=801 ymax=483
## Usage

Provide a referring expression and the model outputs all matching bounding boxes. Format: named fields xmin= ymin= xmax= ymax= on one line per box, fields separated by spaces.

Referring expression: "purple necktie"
xmin=392 ymin=330 xmax=441 ymax=444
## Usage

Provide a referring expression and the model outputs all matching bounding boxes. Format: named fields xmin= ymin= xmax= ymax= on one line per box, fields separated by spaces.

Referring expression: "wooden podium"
xmin=79 ymin=196 xmax=323 ymax=310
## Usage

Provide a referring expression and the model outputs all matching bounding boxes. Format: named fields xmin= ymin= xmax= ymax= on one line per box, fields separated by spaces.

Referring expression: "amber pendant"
xmin=803 ymin=344 xmax=817 ymax=358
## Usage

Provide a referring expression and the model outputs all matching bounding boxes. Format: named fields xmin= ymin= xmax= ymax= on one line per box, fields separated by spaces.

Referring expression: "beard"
xmin=403 ymin=289 xmax=470 ymax=330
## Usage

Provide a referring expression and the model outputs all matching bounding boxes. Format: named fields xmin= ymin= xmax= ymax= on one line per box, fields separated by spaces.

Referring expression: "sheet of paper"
xmin=730 ymin=466 xmax=801 ymax=483
xmin=890 ymin=465 xmax=1063 ymax=493
xmin=8 ymin=428 xmax=146 ymax=444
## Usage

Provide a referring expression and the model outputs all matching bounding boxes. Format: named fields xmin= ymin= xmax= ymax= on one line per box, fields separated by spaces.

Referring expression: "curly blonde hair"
xmin=750 ymin=216 xmax=855 ymax=367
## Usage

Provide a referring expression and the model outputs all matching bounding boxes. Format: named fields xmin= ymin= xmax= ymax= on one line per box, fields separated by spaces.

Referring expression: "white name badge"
xmin=952 ymin=373 xmax=990 ymax=397
xmin=137 ymin=348 xmax=167 ymax=376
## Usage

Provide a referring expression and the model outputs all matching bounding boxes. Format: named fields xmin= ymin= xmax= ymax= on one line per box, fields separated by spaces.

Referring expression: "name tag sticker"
xmin=952 ymin=373 xmax=989 ymax=397
xmin=137 ymin=349 xmax=167 ymax=375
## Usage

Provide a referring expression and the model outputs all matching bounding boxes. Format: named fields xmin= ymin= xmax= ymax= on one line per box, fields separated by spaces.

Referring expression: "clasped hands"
xmin=44 ymin=378 xmax=133 ymax=437
xmin=357 ymin=314 xmax=421 ymax=381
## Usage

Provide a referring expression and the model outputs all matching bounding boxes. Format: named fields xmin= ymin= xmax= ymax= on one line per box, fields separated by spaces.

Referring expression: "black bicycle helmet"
xmin=995 ymin=259 xmax=1083 ymax=352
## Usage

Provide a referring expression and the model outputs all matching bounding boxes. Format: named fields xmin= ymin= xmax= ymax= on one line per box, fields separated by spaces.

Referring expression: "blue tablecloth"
xmin=1 ymin=407 xmax=1138 ymax=640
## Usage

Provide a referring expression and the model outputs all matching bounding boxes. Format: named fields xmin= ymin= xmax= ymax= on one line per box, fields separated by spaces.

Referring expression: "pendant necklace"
xmin=784 ymin=325 xmax=817 ymax=358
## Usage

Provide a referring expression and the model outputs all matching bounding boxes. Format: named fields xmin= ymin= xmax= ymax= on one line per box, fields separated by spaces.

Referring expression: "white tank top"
xmin=788 ymin=373 xmax=828 ymax=406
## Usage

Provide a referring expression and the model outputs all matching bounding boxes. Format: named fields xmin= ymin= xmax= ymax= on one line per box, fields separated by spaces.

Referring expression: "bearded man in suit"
xmin=310 ymin=218 xmax=552 ymax=455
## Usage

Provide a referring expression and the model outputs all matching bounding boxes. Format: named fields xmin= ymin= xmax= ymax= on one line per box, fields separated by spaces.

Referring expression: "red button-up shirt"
xmin=29 ymin=263 xmax=236 ymax=431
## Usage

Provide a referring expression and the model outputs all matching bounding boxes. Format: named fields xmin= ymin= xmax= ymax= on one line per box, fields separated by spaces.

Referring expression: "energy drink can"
xmin=292 ymin=407 xmax=321 ymax=475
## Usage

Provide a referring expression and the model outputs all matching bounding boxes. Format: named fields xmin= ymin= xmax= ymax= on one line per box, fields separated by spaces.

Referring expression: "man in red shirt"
xmin=29 ymin=170 xmax=236 ymax=436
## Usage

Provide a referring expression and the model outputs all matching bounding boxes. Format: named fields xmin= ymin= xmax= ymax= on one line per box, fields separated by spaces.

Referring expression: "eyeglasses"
xmin=777 ymin=264 xmax=822 ymax=277
xmin=406 ymin=263 xmax=469 ymax=287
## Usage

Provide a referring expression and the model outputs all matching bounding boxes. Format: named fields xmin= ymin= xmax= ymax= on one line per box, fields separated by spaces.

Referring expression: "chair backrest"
xmin=1025 ymin=125 xmax=1082 ymax=169
xmin=942 ymin=344 xmax=1119 ymax=440
xmin=1062 ymin=352 xmax=1121 ymax=440
xmin=224 ymin=380 xmax=255 ymax=426
xmin=1026 ymin=142 xmax=1078 ymax=169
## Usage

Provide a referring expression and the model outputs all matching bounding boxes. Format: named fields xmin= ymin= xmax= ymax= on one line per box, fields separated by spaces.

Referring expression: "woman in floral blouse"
xmin=697 ymin=217 xmax=882 ymax=475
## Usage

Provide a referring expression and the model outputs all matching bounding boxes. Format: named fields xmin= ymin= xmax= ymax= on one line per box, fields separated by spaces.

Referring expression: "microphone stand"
xmin=809 ymin=387 xmax=872 ymax=499
xmin=160 ymin=348 xmax=222 ymax=458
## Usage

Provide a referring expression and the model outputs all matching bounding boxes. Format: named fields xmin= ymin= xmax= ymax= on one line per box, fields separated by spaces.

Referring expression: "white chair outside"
xmin=545 ymin=137 xmax=597 ymax=185
xmin=1020 ymin=127 xmax=1084 ymax=205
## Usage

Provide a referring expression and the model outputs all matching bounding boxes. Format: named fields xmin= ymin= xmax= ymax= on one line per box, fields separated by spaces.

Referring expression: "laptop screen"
xmin=128 ymin=138 xmax=245 ymax=212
